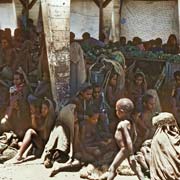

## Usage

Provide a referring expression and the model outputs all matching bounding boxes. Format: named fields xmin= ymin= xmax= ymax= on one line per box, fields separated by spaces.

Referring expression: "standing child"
xmin=104 ymin=98 xmax=144 ymax=180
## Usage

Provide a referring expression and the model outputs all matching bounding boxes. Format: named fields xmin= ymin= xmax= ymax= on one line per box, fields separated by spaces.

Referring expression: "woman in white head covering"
xmin=150 ymin=112 xmax=180 ymax=180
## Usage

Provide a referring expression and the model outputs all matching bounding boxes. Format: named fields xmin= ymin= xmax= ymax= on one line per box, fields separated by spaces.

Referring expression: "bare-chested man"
xmin=104 ymin=98 xmax=144 ymax=180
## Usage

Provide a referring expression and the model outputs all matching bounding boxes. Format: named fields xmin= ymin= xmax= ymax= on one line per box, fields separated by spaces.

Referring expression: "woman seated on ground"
xmin=12 ymin=98 xmax=55 ymax=162
xmin=150 ymin=112 xmax=180 ymax=180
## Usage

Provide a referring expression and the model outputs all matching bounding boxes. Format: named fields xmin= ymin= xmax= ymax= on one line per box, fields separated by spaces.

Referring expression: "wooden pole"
xmin=178 ymin=0 xmax=180 ymax=43
xmin=41 ymin=0 xmax=70 ymax=108
xmin=99 ymin=0 xmax=104 ymax=41
xmin=111 ymin=0 xmax=120 ymax=42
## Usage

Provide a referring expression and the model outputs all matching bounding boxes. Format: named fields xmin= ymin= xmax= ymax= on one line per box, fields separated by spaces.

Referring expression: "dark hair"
xmin=134 ymin=72 xmax=144 ymax=80
xmin=42 ymin=99 xmax=50 ymax=108
xmin=142 ymin=93 xmax=154 ymax=104
xmin=79 ymin=83 xmax=92 ymax=94
xmin=155 ymin=38 xmax=162 ymax=46
xmin=167 ymin=34 xmax=177 ymax=45
xmin=120 ymin=36 xmax=126 ymax=45
xmin=82 ymin=32 xmax=90 ymax=39
xmin=88 ymin=107 xmax=99 ymax=118
xmin=14 ymin=71 xmax=24 ymax=82
xmin=174 ymin=71 xmax=180 ymax=80
xmin=92 ymin=83 xmax=101 ymax=90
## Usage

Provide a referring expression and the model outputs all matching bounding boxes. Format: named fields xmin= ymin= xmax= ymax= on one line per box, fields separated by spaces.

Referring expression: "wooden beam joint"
xmin=103 ymin=0 xmax=112 ymax=8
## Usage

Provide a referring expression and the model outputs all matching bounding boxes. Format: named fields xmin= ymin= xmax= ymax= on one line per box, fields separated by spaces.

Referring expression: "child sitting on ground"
xmin=81 ymin=109 xmax=114 ymax=162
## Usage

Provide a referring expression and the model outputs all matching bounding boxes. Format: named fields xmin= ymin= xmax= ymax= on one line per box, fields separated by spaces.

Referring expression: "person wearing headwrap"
xmin=42 ymin=104 xmax=84 ymax=177
xmin=128 ymin=71 xmax=147 ymax=113
xmin=70 ymin=40 xmax=87 ymax=96
xmin=150 ymin=112 xmax=180 ymax=180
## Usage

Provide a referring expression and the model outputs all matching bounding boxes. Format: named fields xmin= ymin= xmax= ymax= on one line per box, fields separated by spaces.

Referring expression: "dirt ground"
xmin=0 ymin=160 xmax=138 ymax=180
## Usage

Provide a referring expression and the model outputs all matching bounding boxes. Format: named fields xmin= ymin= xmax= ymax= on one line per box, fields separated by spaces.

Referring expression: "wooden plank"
xmin=103 ymin=0 xmax=112 ymax=8
xmin=41 ymin=0 xmax=70 ymax=107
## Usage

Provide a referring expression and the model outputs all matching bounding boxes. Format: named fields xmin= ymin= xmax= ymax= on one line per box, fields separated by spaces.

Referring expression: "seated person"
xmin=134 ymin=93 xmax=155 ymax=151
xmin=81 ymin=109 xmax=114 ymax=162
xmin=28 ymin=72 xmax=53 ymax=102
xmin=43 ymin=104 xmax=87 ymax=177
xmin=171 ymin=70 xmax=180 ymax=127
xmin=11 ymin=98 xmax=55 ymax=163
xmin=70 ymin=83 xmax=93 ymax=127
xmin=128 ymin=71 xmax=147 ymax=112
xmin=163 ymin=34 xmax=179 ymax=54
xmin=92 ymin=84 xmax=110 ymax=136
xmin=150 ymin=112 xmax=180 ymax=180
xmin=1 ymin=71 xmax=30 ymax=138
xmin=105 ymin=72 xmax=124 ymax=133
xmin=81 ymin=32 xmax=105 ymax=49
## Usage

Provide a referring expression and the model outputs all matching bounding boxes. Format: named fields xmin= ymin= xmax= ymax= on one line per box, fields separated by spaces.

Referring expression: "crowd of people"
xmin=0 ymin=17 xmax=179 ymax=180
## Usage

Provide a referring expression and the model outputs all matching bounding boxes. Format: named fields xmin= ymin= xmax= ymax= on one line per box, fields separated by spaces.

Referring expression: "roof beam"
xmin=0 ymin=0 xmax=12 ymax=3
xmin=19 ymin=0 xmax=37 ymax=9
xmin=93 ymin=0 xmax=100 ymax=7
xmin=103 ymin=0 xmax=112 ymax=8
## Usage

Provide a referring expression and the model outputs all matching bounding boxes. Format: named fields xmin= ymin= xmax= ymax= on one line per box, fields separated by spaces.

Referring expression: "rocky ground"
xmin=0 ymin=160 xmax=138 ymax=180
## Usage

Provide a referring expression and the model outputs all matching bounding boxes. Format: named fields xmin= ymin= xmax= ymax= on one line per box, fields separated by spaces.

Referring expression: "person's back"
xmin=150 ymin=112 xmax=180 ymax=180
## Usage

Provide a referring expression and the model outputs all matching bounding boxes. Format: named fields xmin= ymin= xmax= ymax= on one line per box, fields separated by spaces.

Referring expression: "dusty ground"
xmin=0 ymin=160 xmax=138 ymax=180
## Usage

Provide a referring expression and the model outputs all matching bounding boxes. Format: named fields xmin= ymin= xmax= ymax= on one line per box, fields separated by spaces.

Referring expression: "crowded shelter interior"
xmin=0 ymin=0 xmax=179 ymax=180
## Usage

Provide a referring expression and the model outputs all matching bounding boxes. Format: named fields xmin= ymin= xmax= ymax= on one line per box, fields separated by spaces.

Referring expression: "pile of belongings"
xmin=83 ymin=44 xmax=180 ymax=63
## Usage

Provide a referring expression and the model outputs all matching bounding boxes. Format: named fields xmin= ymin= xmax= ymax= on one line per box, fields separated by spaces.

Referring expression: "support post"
xmin=41 ymin=0 xmax=70 ymax=108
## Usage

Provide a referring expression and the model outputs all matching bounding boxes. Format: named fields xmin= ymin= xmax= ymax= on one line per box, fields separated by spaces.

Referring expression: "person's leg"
xmin=16 ymin=129 xmax=38 ymax=160
xmin=128 ymin=157 xmax=145 ymax=180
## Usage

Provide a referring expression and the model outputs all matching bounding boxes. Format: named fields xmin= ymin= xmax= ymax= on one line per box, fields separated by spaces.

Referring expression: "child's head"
xmin=109 ymin=73 xmax=118 ymax=87
xmin=120 ymin=36 xmax=126 ymax=46
xmin=82 ymin=32 xmax=90 ymax=40
xmin=132 ymin=37 xmax=142 ymax=46
xmin=1 ymin=37 xmax=9 ymax=49
xmin=155 ymin=38 xmax=162 ymax=47
xmin=88 ymin=109 xmax=99 ymax=125
xmin=116 ymin=98 xmax=134 ymax=119
xmin=174 ymin=71 xmax=180 ymax=86
xmin=142 ymin=93 xmax=155 ymax=111
xmin=70 ymin=32 xmax=75 ymax=43
xmin=41 ymin=99 xmax=50 ymax=117
xmin=134 ymin=72 xmax=145 ymax=86
xmin=13 ymin=72 xmax=24 ymax=86
xmin=79 ymin=83 xmax=93 ymax=101
xmin=92 ymin=84 xmax=101 ymax=99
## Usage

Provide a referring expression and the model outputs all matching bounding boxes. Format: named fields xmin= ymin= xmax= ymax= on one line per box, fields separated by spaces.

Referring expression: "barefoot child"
xmin=106 ymin=98 xmax=144 ymax=180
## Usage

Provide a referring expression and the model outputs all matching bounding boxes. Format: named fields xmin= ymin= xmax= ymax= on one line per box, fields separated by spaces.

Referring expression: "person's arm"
xmin=121 ymin=122 xmax=134 ymax=155
xmin=106 ymin=86 xmax=115 ymax=106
